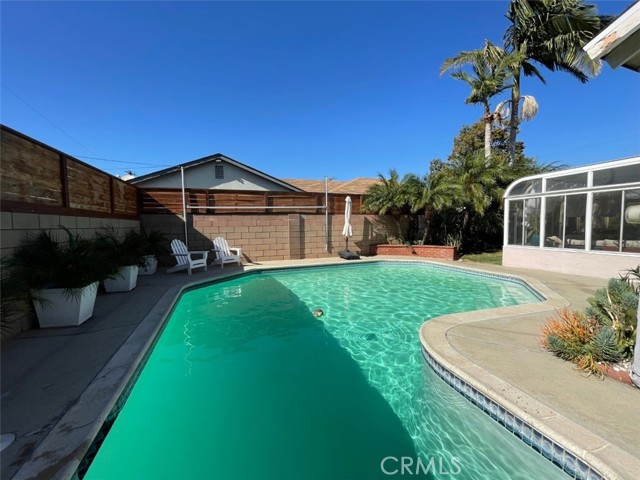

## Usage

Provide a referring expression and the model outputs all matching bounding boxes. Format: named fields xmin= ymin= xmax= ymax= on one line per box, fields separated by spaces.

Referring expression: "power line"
xmin=73 ymin=155 xmax=172 ymax=167
xmin=2 ymin=83 xmax=172 ymax=171
xmin=1 ymin=82 xmax=99 ymax=156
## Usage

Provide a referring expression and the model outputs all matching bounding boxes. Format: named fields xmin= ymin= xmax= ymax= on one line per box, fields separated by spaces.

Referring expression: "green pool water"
xmin=85 ymin=262 xmax=565 ymax=479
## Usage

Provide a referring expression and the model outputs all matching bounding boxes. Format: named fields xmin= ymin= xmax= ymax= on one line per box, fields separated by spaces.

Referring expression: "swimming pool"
xmin=84 ymin=262 xmax=566 ymax=479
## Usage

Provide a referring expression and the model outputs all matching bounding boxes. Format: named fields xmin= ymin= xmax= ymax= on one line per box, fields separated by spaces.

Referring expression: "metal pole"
xmin=181 ymin=166 xmax=188 ymax=248
xmin=325 ymin=176 xmax=329 ymax=252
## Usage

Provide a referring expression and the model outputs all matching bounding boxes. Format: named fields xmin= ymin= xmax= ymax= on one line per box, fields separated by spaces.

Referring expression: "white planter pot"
xmin=32 ymin=281 xmax=99 ymax=328
xmin=138 ymin=255 xmax=157 ymax=276
xmin=104 ymin=265 xmax=139 ymax=292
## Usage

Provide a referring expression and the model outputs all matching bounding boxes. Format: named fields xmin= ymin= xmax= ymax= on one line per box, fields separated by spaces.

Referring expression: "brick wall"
xmin=371 ymin=244 xmax=457 ymax=260
xmin=141 ymin=213 xmax=388 ymax=263
xmin=0 ymin=212 xmax=139 ymax=257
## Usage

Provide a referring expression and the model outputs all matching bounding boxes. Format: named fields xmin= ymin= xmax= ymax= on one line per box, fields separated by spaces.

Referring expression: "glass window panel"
xmin=546 ymin=173 xmax=588 ymax=192
xmin=591 ymin=191 xmax=622 ymax=252
xmin=623 ymin=189 xmax=640 ymax=253
xmin=508 ymin=200 xmax=524 ymax=245
xmin=565 ymin=194 xmax=587 ymax=249
xmin=509 ymin=179 xmax=543 ymax=196
xmin=593 ymin=165 xmax=640 ymax=187
xmin=524 ymin=198 xmax=541 ymax=246
xmin=544 ymin=196 xmax=564 ymax=248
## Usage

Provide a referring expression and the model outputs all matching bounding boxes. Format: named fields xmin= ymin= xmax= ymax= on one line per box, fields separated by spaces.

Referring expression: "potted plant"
xmin=4 ymin=228 xmax=111 ymax=327
xmin=132 ymin=229 xmax=168 ymax=275
xmin=97 ymin=227 xmax=147 ymax=292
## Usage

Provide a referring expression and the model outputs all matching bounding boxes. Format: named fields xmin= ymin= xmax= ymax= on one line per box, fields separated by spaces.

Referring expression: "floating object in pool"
xmin=313 ymin=308 xmax=324 ymax=318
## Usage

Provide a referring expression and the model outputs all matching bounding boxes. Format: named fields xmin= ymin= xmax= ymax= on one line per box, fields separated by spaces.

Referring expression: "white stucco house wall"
xmin=129 ymin=153 xmax=302 ymax=192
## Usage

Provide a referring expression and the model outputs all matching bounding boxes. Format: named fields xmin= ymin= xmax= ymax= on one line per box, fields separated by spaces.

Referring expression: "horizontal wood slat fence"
xmin=141 ymin=189 xmax=364 ymax=215
xmin=0 ymin=126 xmax=138 ymax=219
xmin=2 ymin=125 xmax=368 ymax=220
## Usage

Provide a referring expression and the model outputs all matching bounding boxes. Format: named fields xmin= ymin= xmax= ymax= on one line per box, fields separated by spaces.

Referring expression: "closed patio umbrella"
xmin=342 ymin=196 xmax=353 ymax=251
xmin=339 ymin=196 xmax=359 ymax=259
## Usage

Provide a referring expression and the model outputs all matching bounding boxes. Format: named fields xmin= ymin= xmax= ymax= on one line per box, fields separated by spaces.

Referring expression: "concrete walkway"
xmin=1 ymin=264 xmax=244 ymax=480
xmin=1 ymin=257 xmax=638 ymax=479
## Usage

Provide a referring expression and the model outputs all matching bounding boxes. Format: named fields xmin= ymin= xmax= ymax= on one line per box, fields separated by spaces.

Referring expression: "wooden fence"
xmin=141 ymin=188 xmax=364 ymax=215
xmin=1 ymin=125 xmax=369 ymax=219
xmin=0 ymin=126 xmax=138 ymax=218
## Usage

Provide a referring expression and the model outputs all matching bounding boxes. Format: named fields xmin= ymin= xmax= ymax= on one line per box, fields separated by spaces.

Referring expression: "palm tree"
xmin=408 ymin=172 xmax=461 ymax=244
xmin=442 ymin=150 xmax=508 ymax=245
xmin=501 ymin=0 xmax=604 ymax=163
xmin=362 ymin=169 xmax=417 ymax=242
xmin=441 ymin=40 xmax=514 ymax=158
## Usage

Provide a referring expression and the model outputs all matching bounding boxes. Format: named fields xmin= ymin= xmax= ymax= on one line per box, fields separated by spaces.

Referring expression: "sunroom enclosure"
xmin=503 ymin=157 xmax=640 ymax=279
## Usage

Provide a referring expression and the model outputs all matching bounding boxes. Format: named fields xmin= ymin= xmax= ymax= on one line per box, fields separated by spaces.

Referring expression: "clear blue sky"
xmin=2 ymin=1 xmax=638 ymax=181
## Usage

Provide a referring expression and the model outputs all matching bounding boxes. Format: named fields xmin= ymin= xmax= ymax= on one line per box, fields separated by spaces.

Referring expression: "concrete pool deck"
xmin=1 ymin=257 xmax=638 ymax=479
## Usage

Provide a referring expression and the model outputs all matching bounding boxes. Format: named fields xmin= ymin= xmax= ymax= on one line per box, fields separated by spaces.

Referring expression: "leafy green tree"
xmin=423 ymin=120 xmax=562 ymax=251
xmin=500 ymin=0 xmax=605 ymax=162
xmin=441 ymin=40 xmax=515 ymax=158
xmin=449 ymin=119 xmax=526 ymax=164
xmin=449 ymin=118 xmax=563 ymax=178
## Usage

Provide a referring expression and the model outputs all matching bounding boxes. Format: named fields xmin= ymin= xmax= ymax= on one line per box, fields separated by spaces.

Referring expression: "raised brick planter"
xmin=371 ymin=244 xmax=457 ymax=260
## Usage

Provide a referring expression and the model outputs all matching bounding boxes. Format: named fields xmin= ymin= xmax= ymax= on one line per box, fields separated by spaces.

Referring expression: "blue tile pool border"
xmin=256 ymin=260 xmax=545 ymax=301
xmin=182 ymin=260 xmax=545 ymax=302
xmin=421 ymin=346 xmax=605 ymax=480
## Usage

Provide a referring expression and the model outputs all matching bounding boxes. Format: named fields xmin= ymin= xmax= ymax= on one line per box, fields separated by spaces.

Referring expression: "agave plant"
xmin=541 ymin=307 xmax=622 ymax=377
xmin=585 ymin=278 xmax=638 ymax=358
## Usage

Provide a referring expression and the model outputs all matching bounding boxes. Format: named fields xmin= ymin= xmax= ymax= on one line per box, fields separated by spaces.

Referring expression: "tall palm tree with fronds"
xmin=441 ymin=40 xmax=515 ymax=158
xmin=362 ymin=169 xmax=417 ymax=242
xmin=500 ymin=0 xmax=604 ymax=163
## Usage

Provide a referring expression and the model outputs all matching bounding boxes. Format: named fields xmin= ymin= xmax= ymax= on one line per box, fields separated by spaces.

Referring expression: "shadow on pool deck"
xmin=1 ymin=257 xmax=639 ymax=479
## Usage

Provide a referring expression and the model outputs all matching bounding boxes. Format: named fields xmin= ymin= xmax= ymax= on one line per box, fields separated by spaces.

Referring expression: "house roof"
xmin=282 ymin=177 xmax=379 ymax=195
xmin=583 ymin=1 xmax=640 ymax=72
xmin=129 ymin=153 xmax=303 ymax=192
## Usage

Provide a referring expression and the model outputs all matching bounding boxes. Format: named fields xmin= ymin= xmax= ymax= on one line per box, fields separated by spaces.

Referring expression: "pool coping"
xmin=416 ymin=262 xmax=640 ymax=480
xmin=11 ymin=269 xmax=246 ymax=480
xmin=10 ymin=257 xmax=639 ymax=479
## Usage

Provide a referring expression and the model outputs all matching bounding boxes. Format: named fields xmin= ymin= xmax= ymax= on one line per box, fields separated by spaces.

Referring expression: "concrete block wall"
xmin=141 ymin=213 xmax=388 ymax=264
xmin=0 ymin=212 xmax=140 ymax=339
xmin=0 ymin=212 xmax=140 ymax=257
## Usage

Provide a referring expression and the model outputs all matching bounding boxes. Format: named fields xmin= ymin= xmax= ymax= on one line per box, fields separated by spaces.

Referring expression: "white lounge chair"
xmin=212 ymin=236 xmax=242 ymax=268
xmin=167 ymin=239 xmax=208 ymax=275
